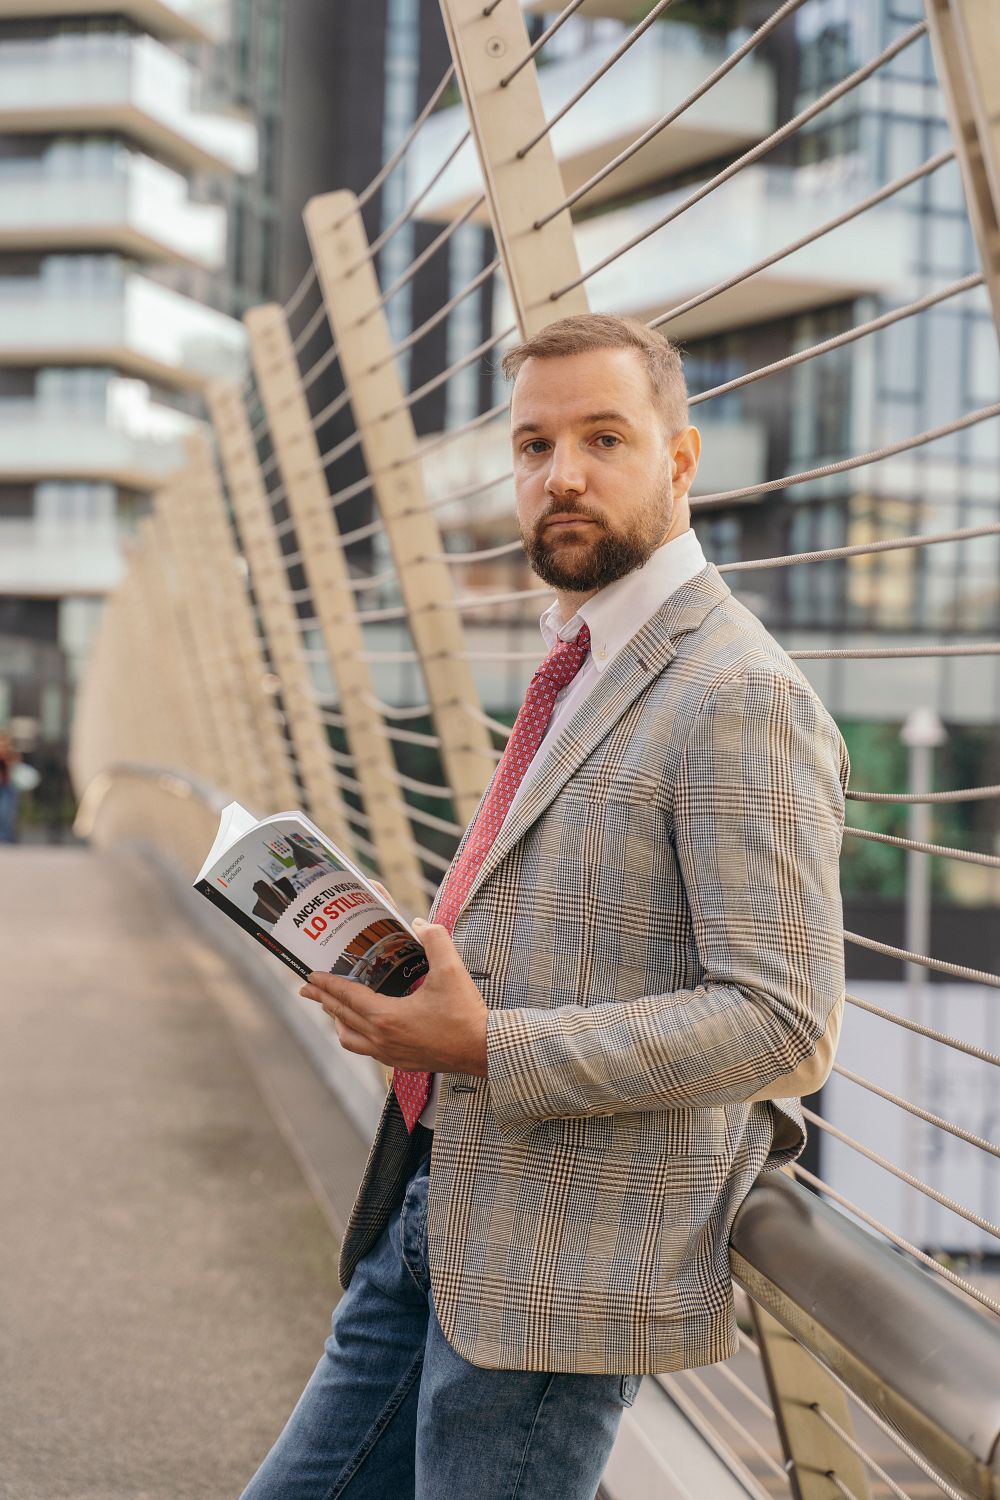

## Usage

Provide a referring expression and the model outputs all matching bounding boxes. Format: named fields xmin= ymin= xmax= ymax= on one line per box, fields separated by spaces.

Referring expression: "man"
xmin=241 ymin=314 xmax=849 ymax=1499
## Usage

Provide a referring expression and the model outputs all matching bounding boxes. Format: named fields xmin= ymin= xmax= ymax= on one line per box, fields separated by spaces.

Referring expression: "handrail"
xmin=72 ymin=761 xmax=235 ymax=839
xmin=78 ymin=762 xmax=1000 ymax=1500
xmin=730 ymin=1172 xmax=1000 ymax=1500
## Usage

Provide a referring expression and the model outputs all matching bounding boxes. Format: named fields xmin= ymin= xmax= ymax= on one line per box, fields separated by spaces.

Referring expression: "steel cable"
xmin=499 ymin=0 xmax=589 ymax=89
xmin=371 ymin=258 xmax=501 ymax=373
xmin=832 ymin=1062 xmax=1000 ymax=1158
xmin=537 ymin=0 xmax=810 ymax=227
xmin=842 ymin=824 xmax=1000 ymax=869
xmin=843 ymin=993 xmax=1000 ymax=1069
xmin=791 ymin=644 xmax=1000 ymax=661
xmin=308 ymin=385 xmax=353 ymax=435
xmin=464 ymin=704 xmax=514 ymax=739
xmin=791 ymin=1162 xmax=1000 ymax=1319
xmin=333 ymin=62 xmax=458 ymax=229
xmin=283 ymin=260 xmax=318 ymax=321
xmin=344 ymin=130 xmax=472 ymax=276
xmin=811 ymin=1343 xmax=971 ymax=1500
xmin=689 ymin=271 xmax=981 ymax=409
xmin=363 ymin=694 xmax=432 ymax=720
xmin=363 ymin=196 xmax=486 ymax=319
xmin=439 ymin=522 xmax=1000 ymax=574
xmin=425 ymin=470 xmax=513 ymax=514
xmin=673 ymin=1370 xmax=789 ymax=1485
xmin=847 ymin=782 xmax=1000 ymax=804
xmin=843 ymin=930 xmax=1000 ymax=988
xmin=403 ymin=802 xmax=464 ymax=838
xmin=653 ymin=152 xmax=958 ymax=332
xmin=809 ymin=1403 xmax=916 ymax=1500
xmin=695 ymin=401 xmax=1000 ymax=507
xmin=517 ymin=0 xmax=682 ymax=162
xmin=300 ymin=340 xmax=341 ymax=395
xmin=379 ymin=325 xmax=517 ymax=421
xmin=289 ymin=300 xmax=329 ymax=357
xmin=550 ymin=21 xmax=928 ymax=301
xmin=800 ymin=1108 xmax=1000 ymax=1242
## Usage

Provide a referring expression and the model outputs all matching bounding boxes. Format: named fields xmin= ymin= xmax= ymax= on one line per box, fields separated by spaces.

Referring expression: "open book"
xmin=194 ymin=802 xmax=428 ymax=993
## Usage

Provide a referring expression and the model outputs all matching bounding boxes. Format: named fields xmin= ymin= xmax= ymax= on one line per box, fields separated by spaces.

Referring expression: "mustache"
xmin=535 ymin=503 xmax=604 ymax=530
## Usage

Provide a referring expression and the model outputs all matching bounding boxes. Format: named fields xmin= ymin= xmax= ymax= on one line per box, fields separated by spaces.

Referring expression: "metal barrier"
xmin=71 ymin=3 xmax=1000 ymax=1496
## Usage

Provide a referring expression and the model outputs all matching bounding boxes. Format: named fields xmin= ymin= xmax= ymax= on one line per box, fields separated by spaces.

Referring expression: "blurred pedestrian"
xmin=0 ymin=731 xmax=20 ymax=843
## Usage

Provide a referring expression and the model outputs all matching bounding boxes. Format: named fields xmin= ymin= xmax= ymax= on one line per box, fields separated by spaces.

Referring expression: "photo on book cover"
xmin=194 ymin=802 xmax=429 ymax=994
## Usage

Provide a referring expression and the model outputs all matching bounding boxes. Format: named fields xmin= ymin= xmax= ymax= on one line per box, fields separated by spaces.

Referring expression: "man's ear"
xmin=670 ymin=425 xmax=701 ymax=501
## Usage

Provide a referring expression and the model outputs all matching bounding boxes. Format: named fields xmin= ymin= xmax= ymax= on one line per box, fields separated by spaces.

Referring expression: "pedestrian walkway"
xmin=0 ymin=846 xmax=361 ymax=1500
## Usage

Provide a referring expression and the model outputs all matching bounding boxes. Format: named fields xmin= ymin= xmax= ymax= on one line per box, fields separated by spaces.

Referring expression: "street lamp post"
xmin=899 ymin=706 xmax=947 ymax=1249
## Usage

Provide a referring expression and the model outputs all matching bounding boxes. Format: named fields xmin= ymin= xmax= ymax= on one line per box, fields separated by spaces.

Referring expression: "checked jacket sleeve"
xmin=486 ymin=668 xmax=849 ymax=1125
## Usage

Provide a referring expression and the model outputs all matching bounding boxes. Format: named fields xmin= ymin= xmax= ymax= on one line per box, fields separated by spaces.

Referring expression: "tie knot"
xmin=537 ymin=622 xmax=591 ymax=690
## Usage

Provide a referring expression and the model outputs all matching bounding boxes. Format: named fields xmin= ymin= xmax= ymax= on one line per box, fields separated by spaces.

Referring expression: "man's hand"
xmin=299 ymin=919 xmax=488 ymax=1075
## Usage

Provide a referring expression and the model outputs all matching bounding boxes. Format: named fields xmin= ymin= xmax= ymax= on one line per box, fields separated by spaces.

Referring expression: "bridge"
xmin=7 ymin=0 xmax=1000 ymax=1495
xmin=6 ymin=776 xmax=997 ymax=1498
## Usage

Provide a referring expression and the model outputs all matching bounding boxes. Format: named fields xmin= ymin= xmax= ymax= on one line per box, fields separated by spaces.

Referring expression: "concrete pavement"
xmin=0 ymin=846 xmax=364 ymax=1500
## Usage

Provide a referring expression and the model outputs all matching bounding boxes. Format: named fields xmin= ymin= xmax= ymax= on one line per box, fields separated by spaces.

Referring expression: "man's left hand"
xmin=299 ymin=919 xmax=488 ymax=1075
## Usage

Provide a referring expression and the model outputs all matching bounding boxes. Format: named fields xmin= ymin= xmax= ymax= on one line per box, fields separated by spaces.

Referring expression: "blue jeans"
xmin=241 ymin=1146 xmax=640 ymax=1499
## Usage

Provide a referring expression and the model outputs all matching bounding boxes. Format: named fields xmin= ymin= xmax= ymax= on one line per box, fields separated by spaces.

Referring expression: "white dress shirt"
xmin=417 ymin=526 xmax=708 ymax=1129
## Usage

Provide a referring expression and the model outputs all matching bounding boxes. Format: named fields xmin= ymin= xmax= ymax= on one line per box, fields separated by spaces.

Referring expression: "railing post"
xmin=184 ymin=434 xmax=300 ymax=813
xmin=303 ymin=190 xmax=494 ymax=827
xmin=749 ymin=1300 xmax=872 ymax=1500
xmin=437 ymin=0 xmax=589 ymax=334
xmin=134 ymin=512 xmax=217 ymax=782
xmin=207 ymin=383 xmax=355 ymax=852
xmin=155 ymin=470 xmax=271 ymax=816
xmin=926 ymin=0 xmax=1000 ymax=340
xmin=244 ymin=305 xmax=428 ymax=915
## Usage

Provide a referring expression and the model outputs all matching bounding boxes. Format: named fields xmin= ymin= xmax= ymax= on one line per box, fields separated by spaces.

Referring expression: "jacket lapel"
xmin=453 ymin=564 xmax=731 ymax=925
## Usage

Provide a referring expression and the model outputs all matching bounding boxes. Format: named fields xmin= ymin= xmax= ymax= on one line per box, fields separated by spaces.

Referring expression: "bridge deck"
xmin=0 ymin=846 xmax=358 ymax=1500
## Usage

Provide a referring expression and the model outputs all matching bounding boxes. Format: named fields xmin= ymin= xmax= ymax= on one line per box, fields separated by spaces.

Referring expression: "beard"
xmin=521 ymin=482 xmax=673 ymax=593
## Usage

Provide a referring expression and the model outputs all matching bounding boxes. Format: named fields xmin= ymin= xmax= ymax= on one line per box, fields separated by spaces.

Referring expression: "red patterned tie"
xmin=392 ymin=623 xmax=592 ymax=1131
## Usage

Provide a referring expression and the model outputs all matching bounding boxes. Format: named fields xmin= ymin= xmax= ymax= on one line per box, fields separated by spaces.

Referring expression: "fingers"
xmin=332 ymin=1016 xmax=374 ymax=1056
xmin=412 ymin=919 xmax=458 ymax=968
xmin=301 ymin=975 xmax=380 ymax=1039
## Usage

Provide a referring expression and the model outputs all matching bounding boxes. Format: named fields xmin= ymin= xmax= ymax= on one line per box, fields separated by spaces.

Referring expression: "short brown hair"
xmin=501 ymin=313 xmax=688 ymax=435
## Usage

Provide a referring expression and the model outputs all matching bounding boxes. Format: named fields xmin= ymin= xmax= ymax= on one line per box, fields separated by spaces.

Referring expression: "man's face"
xmin=510 ymin=347 xmax=698 ymax=596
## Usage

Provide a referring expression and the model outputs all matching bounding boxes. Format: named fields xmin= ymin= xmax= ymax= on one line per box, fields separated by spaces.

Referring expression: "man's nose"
xmin=544 ymin=444 xmax=585 ymax=497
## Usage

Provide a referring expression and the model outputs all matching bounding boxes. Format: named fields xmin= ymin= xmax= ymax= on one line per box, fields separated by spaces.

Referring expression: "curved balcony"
xmin=492 ymin=164 xmax=914 ymax=341
xmin=0 ymin=383 xmax=197 ymax=489
xmin=0 ymin=517 xmax=125 ymax=595
xmin=0 ymin=269 xmax=247 ymax=389
xmin=406 ymin=21 xmax=774 ymax=223
xmin=0 ymin=30 xmax=256 ymax=176
xmin=0 ymin=1 xmax=222 ymax=44
xmin=0 ymin=152 xmax=225 ymax=268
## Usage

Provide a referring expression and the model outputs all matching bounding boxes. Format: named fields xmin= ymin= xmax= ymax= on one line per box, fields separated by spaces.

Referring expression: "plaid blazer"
xmin=340 ymin=563 xmax=850 ymax=1375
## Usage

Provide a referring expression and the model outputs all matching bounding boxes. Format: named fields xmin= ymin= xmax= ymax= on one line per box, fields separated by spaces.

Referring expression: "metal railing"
xmin=70 ymin=3 xmax=1000 ymax=1496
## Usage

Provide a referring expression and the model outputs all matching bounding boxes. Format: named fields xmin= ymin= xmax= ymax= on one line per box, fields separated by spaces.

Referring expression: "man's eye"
xmin=596 ymin=434 xmax=620 ymax=448
xmin=524 ymin=440 xmax=548 ymax=454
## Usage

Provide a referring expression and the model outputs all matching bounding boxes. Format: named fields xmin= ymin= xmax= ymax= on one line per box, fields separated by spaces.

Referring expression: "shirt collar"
xmin=538 ymin=527 xmax=707 ymax=671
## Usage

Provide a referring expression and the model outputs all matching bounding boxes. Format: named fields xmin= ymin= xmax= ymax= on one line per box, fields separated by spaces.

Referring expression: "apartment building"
xmin=0 ymin=0 xmax=256 ymax=781
xmin=394 ymin=0 xmax=999 ymax=900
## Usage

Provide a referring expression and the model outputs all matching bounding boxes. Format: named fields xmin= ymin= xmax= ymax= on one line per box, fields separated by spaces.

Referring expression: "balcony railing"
xmin=405 ymin=20 xmax=775 ymax=223
xmin=0 ymin=516 xmax=125 ymax=596
xmin=0 ymin=30 xmax=256 ymax=176
xmin=0 ymin=0 xmax=223 ymax=45
xmin=0 ymin=269 xmax=247 ymax=389
xmin=0 ymin=151 xmax=226 ymax=268
xmin=563 ymin=163 xmax=915 ymax=337
xmin=0 ymin=385 xmax=196 ymax=487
